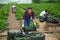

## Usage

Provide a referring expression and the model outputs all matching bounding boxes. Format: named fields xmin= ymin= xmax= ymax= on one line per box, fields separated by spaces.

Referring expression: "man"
xmin=40 ymin=10 xmax=48 ymax=22
xmin=11 ymin=5 xmax=16 ymax=13
xmin=22 ymin=7 xmax=36 ymax=34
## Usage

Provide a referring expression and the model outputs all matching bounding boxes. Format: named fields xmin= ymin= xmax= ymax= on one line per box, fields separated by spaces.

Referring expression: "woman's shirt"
xmin=23 ymin=11 xmax=35 ymax=20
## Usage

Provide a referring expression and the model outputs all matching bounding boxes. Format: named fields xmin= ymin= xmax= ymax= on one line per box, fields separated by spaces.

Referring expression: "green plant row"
xmin=0 ymin=4 xmax=5 ymax=9
xmin=0 ymin=4 xmax=10 ymax=32
xmin=13 ymin=3 xmax=60 ymax=28
xmin=14 ymin=3 xmax=60 ymax=19
xmin=15 ymin=5 xmax=23 ymax=20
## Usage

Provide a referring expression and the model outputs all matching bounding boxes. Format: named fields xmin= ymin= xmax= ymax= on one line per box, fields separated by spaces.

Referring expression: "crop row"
xmin=14 ymin=3 xmax=60 ymax=19
xmin=0 ymin=4 xmax=10 ymax=32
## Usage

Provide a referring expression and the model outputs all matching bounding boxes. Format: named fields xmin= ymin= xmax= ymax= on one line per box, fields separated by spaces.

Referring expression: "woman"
xmin=22 ymin=7 xmax=36 ymax=34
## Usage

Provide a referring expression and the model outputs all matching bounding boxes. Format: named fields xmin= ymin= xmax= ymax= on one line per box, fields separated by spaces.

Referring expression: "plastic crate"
xmin=22 ymin=25 xmax=36 ymax=32
xmin=16 ymin=33 xmax=45 ymax=40
xmin=7 ymin=29 xmax=23 ymax=37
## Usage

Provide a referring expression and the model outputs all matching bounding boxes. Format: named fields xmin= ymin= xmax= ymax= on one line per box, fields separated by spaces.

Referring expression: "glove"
xmin=22 ymin=24 xmax=25 ymax=34
xmin=22 ymin=24 xmax=24 ymax=27
xmin=34 ymin=22 xmax=36 ymax=26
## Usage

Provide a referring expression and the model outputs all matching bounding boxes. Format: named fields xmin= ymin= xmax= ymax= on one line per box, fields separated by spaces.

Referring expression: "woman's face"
xmin=28 ymin=9 xmax=32 ymax=14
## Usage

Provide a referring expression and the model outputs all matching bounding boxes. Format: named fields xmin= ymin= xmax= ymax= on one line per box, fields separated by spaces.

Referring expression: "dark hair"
xmin=45 ymin=10 xmax=48 ymax=12
xmin=28 ymin=7 xmax=32 ymax=10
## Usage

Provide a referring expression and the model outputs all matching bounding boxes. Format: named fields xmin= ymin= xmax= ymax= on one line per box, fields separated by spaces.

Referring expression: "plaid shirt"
xmin=23 ymin=11 xmax=35 ymax=20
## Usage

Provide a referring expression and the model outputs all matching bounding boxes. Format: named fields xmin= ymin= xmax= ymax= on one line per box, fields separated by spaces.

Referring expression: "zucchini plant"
xmin=0 ymin=4 xmax=10 ymax=32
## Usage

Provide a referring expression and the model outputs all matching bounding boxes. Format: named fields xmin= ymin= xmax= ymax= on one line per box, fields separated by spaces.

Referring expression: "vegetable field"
xmin=0 ymin=3 xmax=60 ymax=32
xmin=0 ymin=2 xmax=60 ymax=40
xmin=0 ymin=3 xmax=60 ymax=30
xmin=0 ymin=4 xmax=10 ymax=32
xmin=15 ymin=3 xmax=60 ymax=19
xmin=0 ymin=4 xmax=5 ymax=9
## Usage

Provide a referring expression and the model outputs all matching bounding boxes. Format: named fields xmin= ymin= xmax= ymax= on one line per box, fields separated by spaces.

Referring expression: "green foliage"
xmin=0 ymin=4 xmax=5 ymax=9
xmin=36 ymin=22 xmax=40 ymax=28
xmin=0 ymin=4 xmax=9 ymax=32
xmin=13 ymin=3 xmax=60 ymax=28
xmin=0 ymin=20 xmax=8 ymax=32
xmin=16 ymin=3 xmax=60 ymax=19
xmin=30 ymin=20 xmax=40 ymax=28
xmin=15 ymin=5 xmax=23 ymax=20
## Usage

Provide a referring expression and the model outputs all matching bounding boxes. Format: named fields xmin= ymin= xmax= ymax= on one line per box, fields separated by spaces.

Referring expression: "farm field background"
xmin=0 ymin=3 xmax=60 ymax=32
xmin=15 ymin=3 xmax=60 ymax=19
xmin=0 ymin=2 xmax=60 ymax=40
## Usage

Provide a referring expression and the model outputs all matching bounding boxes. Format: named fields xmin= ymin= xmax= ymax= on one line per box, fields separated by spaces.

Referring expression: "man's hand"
xmin=22 ymin=20 xmax=25 ymax=27
xmin=33 ymin=19 xmax=36 ymax=26
xmin=22 ymin=24 xmax=24 ymax=27
xmin=34 ymin=22 xmax=36 ymax=26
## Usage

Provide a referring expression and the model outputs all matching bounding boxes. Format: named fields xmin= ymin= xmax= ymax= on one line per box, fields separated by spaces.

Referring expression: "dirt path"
xmin=0 ymin=30 xmax=7 ymax=40
xmin=8 ymin=7 xmax=20 ymax=30
xmin=45 ymin=33 xmax=58 ymax=40
xmin=0 ymin=36 xmax=7 ymax=40
xmin=35 ymin=19 xmax=59 ymax=40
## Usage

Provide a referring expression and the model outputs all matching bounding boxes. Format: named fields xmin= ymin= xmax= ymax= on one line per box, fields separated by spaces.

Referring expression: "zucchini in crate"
xmin=16 ymin=37 xmax=29 ymax=40
xmin=46 ymin=18 xmax=59 ymax=24
xmin=22 ymin=25 xmax=36 ymax=32
xmin=29 ymin=33 xmax=45 ymax=40
xmin=16 ymin=32 xmax=45 ymax=40
xmin=46 ymin=15 xmax=59 ymax=23
xmin=7 ymin=29 xmax=23 ymax=37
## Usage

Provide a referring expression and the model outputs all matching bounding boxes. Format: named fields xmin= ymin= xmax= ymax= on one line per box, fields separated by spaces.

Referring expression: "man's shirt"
xmin=40 ymin=10 xmax=48 ymax=18
xmin=23 ymin=11 xmax=35 ymax=20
